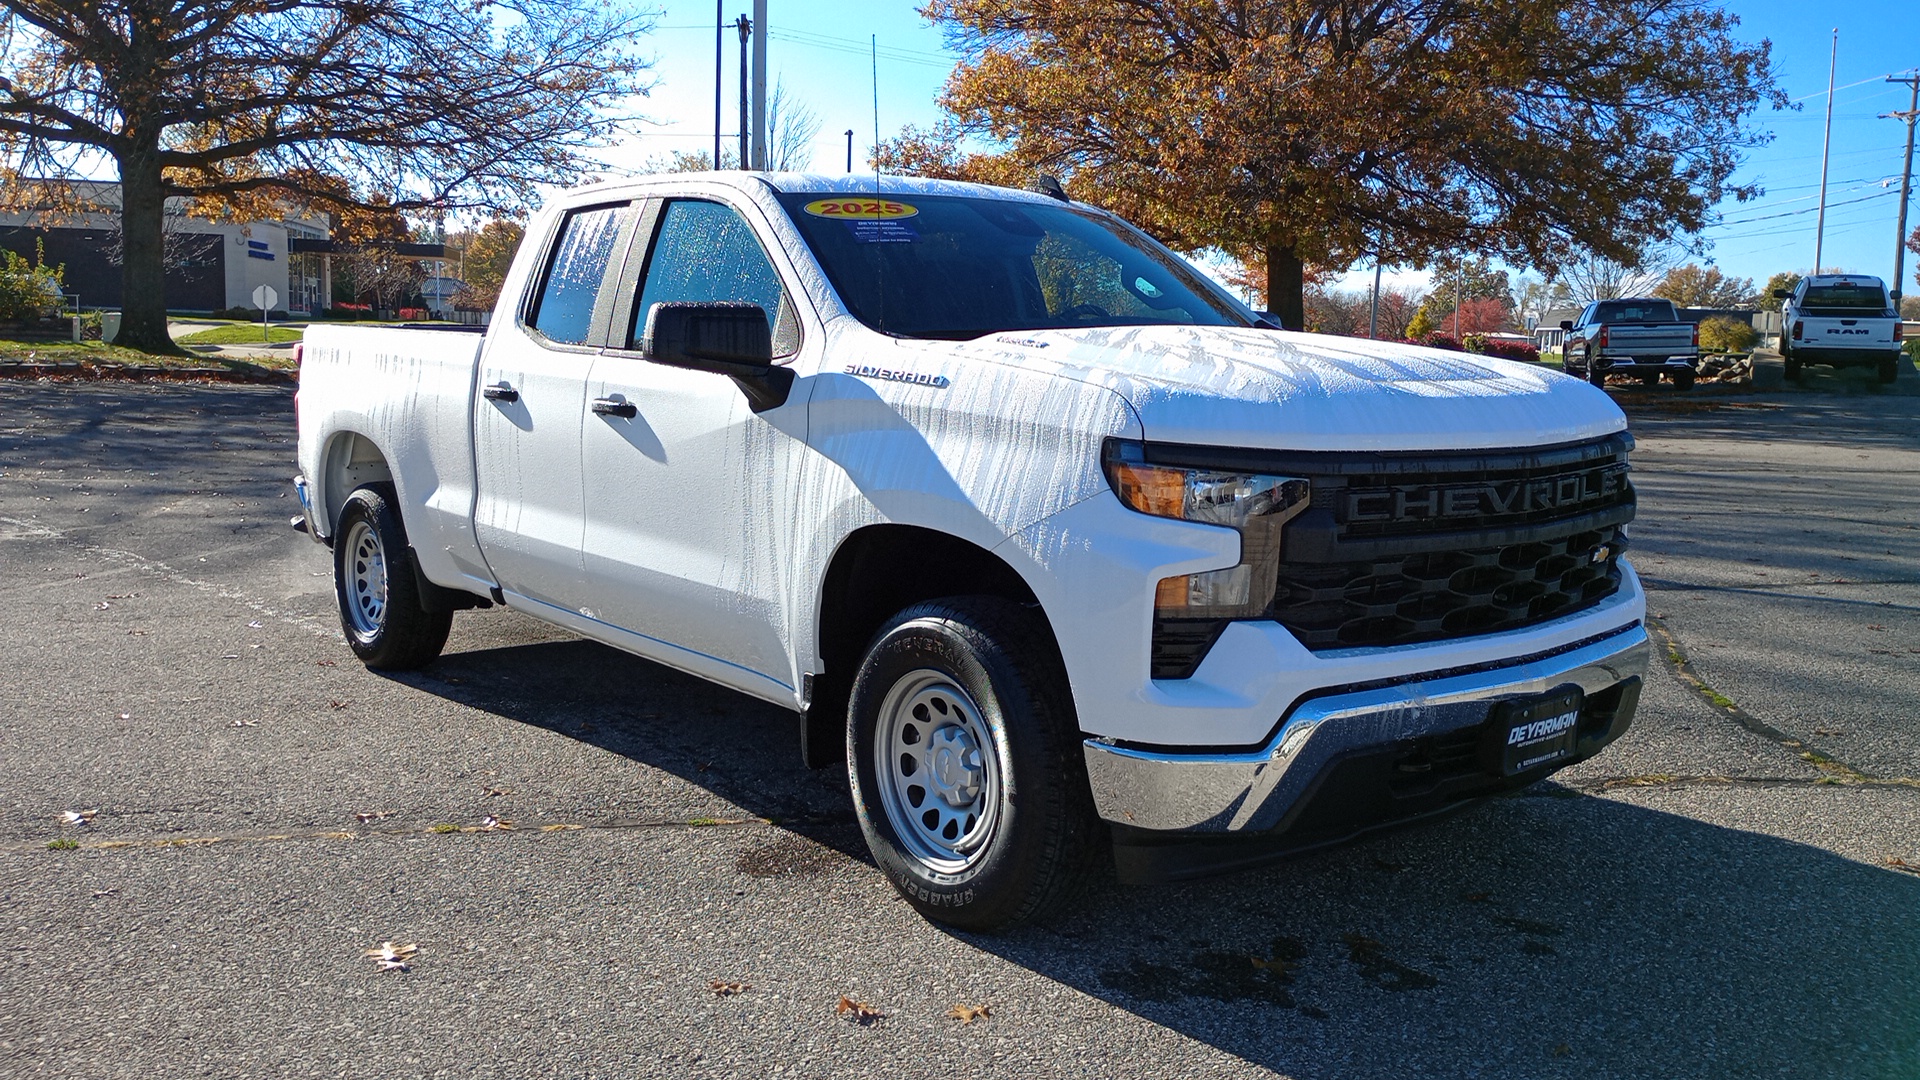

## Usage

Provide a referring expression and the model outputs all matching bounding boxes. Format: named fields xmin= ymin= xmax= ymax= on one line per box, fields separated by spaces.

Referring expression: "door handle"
xmin=483 ymin=382 xmax=519 ymax=403
xmin=591 ymin=397 xmax=637 ymax=419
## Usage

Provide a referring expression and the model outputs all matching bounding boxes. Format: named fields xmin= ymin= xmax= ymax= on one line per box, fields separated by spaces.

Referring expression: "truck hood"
xmin=936 ymin=324 xmax=1625 ymax=452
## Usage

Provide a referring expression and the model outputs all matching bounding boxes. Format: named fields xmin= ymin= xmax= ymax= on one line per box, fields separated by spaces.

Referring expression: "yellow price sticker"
xmin=802 ymin=198 xmax=919 ymax=220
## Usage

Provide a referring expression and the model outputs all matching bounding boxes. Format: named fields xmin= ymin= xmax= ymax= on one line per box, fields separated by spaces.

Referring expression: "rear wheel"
xmin=1879 ymin=356 xmax=1899 ymax=384
xmin=333 ymin=483 xmax=452 ymax=670
xmin=847 ymin=597 xmax=1098 ymax=931
xmin=1637 ymin=372 xmax=1661 ymax=388
xmin=1588 ymin=364 xmax=1607 ymax=388
xmin=1672 ymin=369 xmax=1696 ymax=391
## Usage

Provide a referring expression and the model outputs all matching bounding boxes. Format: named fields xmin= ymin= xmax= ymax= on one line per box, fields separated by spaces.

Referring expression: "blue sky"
xmin=602 ymin=0 xmax=1920 ymax=297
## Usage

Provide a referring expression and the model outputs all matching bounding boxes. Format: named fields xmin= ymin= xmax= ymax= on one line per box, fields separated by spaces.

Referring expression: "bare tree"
xmin=0 ymin=0 xmax=653 ymax=351
xmin=767 ymin=78 xmax=822 ymax=172
xmin=1558 ymin=245 xmax=1691 ymax=301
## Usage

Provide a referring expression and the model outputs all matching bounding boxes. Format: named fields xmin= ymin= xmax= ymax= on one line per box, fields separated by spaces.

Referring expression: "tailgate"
xmin=1797 ymin=317 xmax=1897 ymax=349
xmin=1603 ymin=324 xmax=1692 ymax=353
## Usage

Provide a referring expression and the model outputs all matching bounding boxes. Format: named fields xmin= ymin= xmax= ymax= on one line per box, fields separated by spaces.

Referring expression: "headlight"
xmin=1102 ymin=439 xmax=1309 ymax=619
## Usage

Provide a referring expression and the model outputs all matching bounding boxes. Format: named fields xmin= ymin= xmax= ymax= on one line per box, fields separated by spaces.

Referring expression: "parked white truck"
xmin=293 ymin=174 xmax=1648 ymax=929
xmin=1776 ymin=274 xmax=1905 ymax=383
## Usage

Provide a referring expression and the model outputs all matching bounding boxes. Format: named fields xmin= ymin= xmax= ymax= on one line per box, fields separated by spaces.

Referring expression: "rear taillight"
xmin=1897 ymin=322 xmax=1906 ymax=343
xmin=293 ymin=342 xmax=304 ymax=367
xmin=1691 ymin=324 xmax=1700 ymax=347
xmin=1792 ymin=320 xmax=1804 ymax=340
xmin=1598 ymin=326 xmax=1609 ymax=347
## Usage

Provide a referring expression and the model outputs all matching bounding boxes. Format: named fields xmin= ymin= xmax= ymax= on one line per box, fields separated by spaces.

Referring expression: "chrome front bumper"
xmin=1083 ymin=625 xmax=1649 ymax=834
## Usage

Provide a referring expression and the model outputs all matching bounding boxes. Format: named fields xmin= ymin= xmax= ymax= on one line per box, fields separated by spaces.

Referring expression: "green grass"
xmin=46 ymin=838 xmax=78 ymax=850
xmin=175 ymin=324 xmax=304 ymax=345
xmin=0 ymin=336 xmax=296 ymax=371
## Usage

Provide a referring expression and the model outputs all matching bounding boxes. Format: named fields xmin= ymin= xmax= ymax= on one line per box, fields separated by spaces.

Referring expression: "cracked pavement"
xmin=1 ymin=380 xmax=1916 ymax=1079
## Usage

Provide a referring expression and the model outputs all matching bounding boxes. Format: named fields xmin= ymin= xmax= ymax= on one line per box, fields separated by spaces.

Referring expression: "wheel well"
xmin=321 ymin=432 xmax=393 ymax=537
xmin=802 ymin=525 xmax=1053 ymax=768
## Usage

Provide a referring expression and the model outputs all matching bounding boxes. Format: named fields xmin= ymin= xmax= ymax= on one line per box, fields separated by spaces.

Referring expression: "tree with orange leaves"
xmin=902 ymin=0 xmax=1783 ymax=330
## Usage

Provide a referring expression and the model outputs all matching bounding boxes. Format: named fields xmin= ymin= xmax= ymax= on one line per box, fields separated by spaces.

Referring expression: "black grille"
xmin=1272 ymin=526 xmax=1625 ymax=650
xmin=1141 ymin=434 xmax=1636 ymax=673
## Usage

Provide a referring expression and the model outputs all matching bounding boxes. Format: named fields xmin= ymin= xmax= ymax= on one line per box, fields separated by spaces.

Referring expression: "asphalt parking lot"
xmin=2 ymin=378 xmax=1917 ymax=1079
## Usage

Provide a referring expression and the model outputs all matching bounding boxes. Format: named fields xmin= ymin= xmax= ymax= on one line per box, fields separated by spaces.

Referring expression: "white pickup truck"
xmin=1777 ymin=274 xmax=1905 ymax=383
xmin=293 ymin=173 xmax=1648 ymax=929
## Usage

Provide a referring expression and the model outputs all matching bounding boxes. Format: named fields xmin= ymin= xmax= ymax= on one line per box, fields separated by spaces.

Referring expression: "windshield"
xmin=776 ymin=191 xmax=1249 ymax=339
xmin=1592 ymin=300 xmax=1678 ymax=324
xmin=1801 ymin=282 xmax=1889 ymax=315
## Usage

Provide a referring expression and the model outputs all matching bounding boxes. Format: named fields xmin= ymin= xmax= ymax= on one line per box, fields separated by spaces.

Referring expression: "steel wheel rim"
xmin=874 ymin=669 xmax=1001 ymax=873
xmin=342 ymin=518 xmax=388 ymax=638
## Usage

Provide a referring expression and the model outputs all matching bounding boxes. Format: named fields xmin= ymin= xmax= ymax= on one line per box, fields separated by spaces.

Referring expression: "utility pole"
xmin=1369 ymin=258 xmax=1382 ymax=339
xmin=712 ymin=0 xmax=722 ymax=169
xmin=751 ymin=0 xmax=768 ymax=170
xmin=1885 ymin=71 xmax=1920 ymax=305
xmin=736 ymin=15 xmax=750 ymax=170
xmin=1815 ymin=29 xmax=1838 ymax=272
xmin=845 ymin=130 xmax=854 ymax=173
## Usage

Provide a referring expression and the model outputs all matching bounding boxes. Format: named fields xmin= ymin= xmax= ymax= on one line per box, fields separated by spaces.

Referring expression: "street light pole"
xmin=1369 ymin=258 xmax=1382 ymax=339
xmin=845 ymin=130 xmax=854 ymax=173
xmin=713 ymin=0 xmax=722 ymax=169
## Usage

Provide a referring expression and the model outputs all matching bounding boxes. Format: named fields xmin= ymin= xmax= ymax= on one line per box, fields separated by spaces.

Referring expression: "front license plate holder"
xmin=1480 ymin=685 xmax=1585 ymax=776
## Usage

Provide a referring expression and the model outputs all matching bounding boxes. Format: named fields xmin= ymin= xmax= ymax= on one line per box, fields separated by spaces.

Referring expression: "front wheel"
xmin=847 ymin=597 xmax=1098 ymax=931
xmin=333 ymin=483 xmax=452 ymax=670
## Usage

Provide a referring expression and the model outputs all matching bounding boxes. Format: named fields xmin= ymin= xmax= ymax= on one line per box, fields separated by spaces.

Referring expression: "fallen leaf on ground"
xmin=231 ymin=719 xmax=258 ymax=727
xmin=480 ymin=816 xmax=513 ymax=831
xmin=247 ymin=620 xmax=263 ymax=628
xmin=946 ymin=1003 xmax=991 ymax=1024
xmin=1885 ymin=857 xmax=1920 ymax=875
xmin=1251 ymin=955 xmax=1300 ymax=976
xmin=95 ymin=601 xmax=111 ymax=610
xmin=315 ymin=660 xmax=336 ymax=667
xmin=90 ymin=888 xmax=118 ymax=898
xmin=126 ymin=629 xmax=148 ymax=636
xmin=835 ymin=996 xmax=885 ymax=1024
xmin=59 ymin=810 xmax=98 ymax=826
xmin=328 ymin=700 xmax=349 ymax=710
xmin=709 ymin=981 xmax=751 ymax=996
xmin=354 ymin=812 xmax=390 ymax=824
xmin=365 ymin=941 xmax=418 ymax=971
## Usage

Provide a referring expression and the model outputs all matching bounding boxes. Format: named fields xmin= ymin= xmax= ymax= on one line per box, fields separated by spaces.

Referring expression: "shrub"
xmin=0 ymin=243 xmax=65 ymax=321
xmin=1481 ymin=339 xmax=1541 ymax=363
xmin=1425 ymin=332 xmax=1464 ymax=351
xmin=1462 ymin=332 xmax=1490 ymax=353
xmin=1697 ymin=316 xmax=1757 ymax=354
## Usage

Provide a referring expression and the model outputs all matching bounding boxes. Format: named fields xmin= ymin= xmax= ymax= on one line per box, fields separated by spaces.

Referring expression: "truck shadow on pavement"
xmin=389 ymin=632 xmax=1920 ymax=1080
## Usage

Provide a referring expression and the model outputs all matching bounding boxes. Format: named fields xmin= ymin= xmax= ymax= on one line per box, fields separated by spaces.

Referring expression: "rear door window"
xmin=527 ymin=203 xmax=636 ymax=346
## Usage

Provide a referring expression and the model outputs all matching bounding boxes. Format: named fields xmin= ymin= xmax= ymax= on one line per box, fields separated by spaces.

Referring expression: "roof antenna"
xmin=1032 ymin=174 xmax=1070 ymax=202
xmin=872 ymin=33 xmax=885 ymax=333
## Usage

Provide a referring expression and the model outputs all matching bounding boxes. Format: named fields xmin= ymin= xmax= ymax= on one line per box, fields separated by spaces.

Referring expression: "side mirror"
xmin=642 ymin=301 xmax=791 ymax=412
xmin=1771 ymin=288 xmax=1792 ymax=300
xmin=1558 ymin=320 xmax=1573 ymax=332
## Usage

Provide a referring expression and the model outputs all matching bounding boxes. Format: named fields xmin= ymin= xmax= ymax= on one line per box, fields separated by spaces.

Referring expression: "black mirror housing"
xmin=1558 ymin=320 xmax=1573 ymax=332
xmin=642 ymin=302 xmax=792 ymax=411
xmin=1771 ymin=288 xmax=1792 ymax=300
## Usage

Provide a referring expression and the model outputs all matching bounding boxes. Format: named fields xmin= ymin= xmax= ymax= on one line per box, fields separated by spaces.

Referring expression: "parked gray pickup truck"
xmin=1561 ymin=298 xmax=1699 ymax=389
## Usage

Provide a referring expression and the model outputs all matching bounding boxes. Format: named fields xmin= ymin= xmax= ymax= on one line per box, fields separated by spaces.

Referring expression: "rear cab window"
xmin=1799 ymin=281 xmax=1890 ymax=317
xmin=1592 ymin=300 xmax=1679 ymax=324
xmin=525 ymin=202 xmax=638 ymax=346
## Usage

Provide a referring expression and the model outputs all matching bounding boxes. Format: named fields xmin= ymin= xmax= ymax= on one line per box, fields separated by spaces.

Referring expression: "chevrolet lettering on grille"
xmin=1345 ymin=464 xmax=1627 ymax=524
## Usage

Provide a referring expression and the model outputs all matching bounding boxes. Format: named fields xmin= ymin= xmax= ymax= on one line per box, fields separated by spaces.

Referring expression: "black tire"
xmin=332 ymin=483 xmax=452 ymax=670
xmin=1637 ymin=372 xmax=1661 ymax=388
xmin=846 ymin=596 xmax=1099 ymax=931
xmin=1588 ymin=363 xmax=1607 ymax=388
xmin=1784 ymin=354 xmax=1802 ymax=381
xmin=1672 ymin=369 xmax=1696 ymax=391
xmin=1879 ymin=356 xmax=1899 ymax=384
